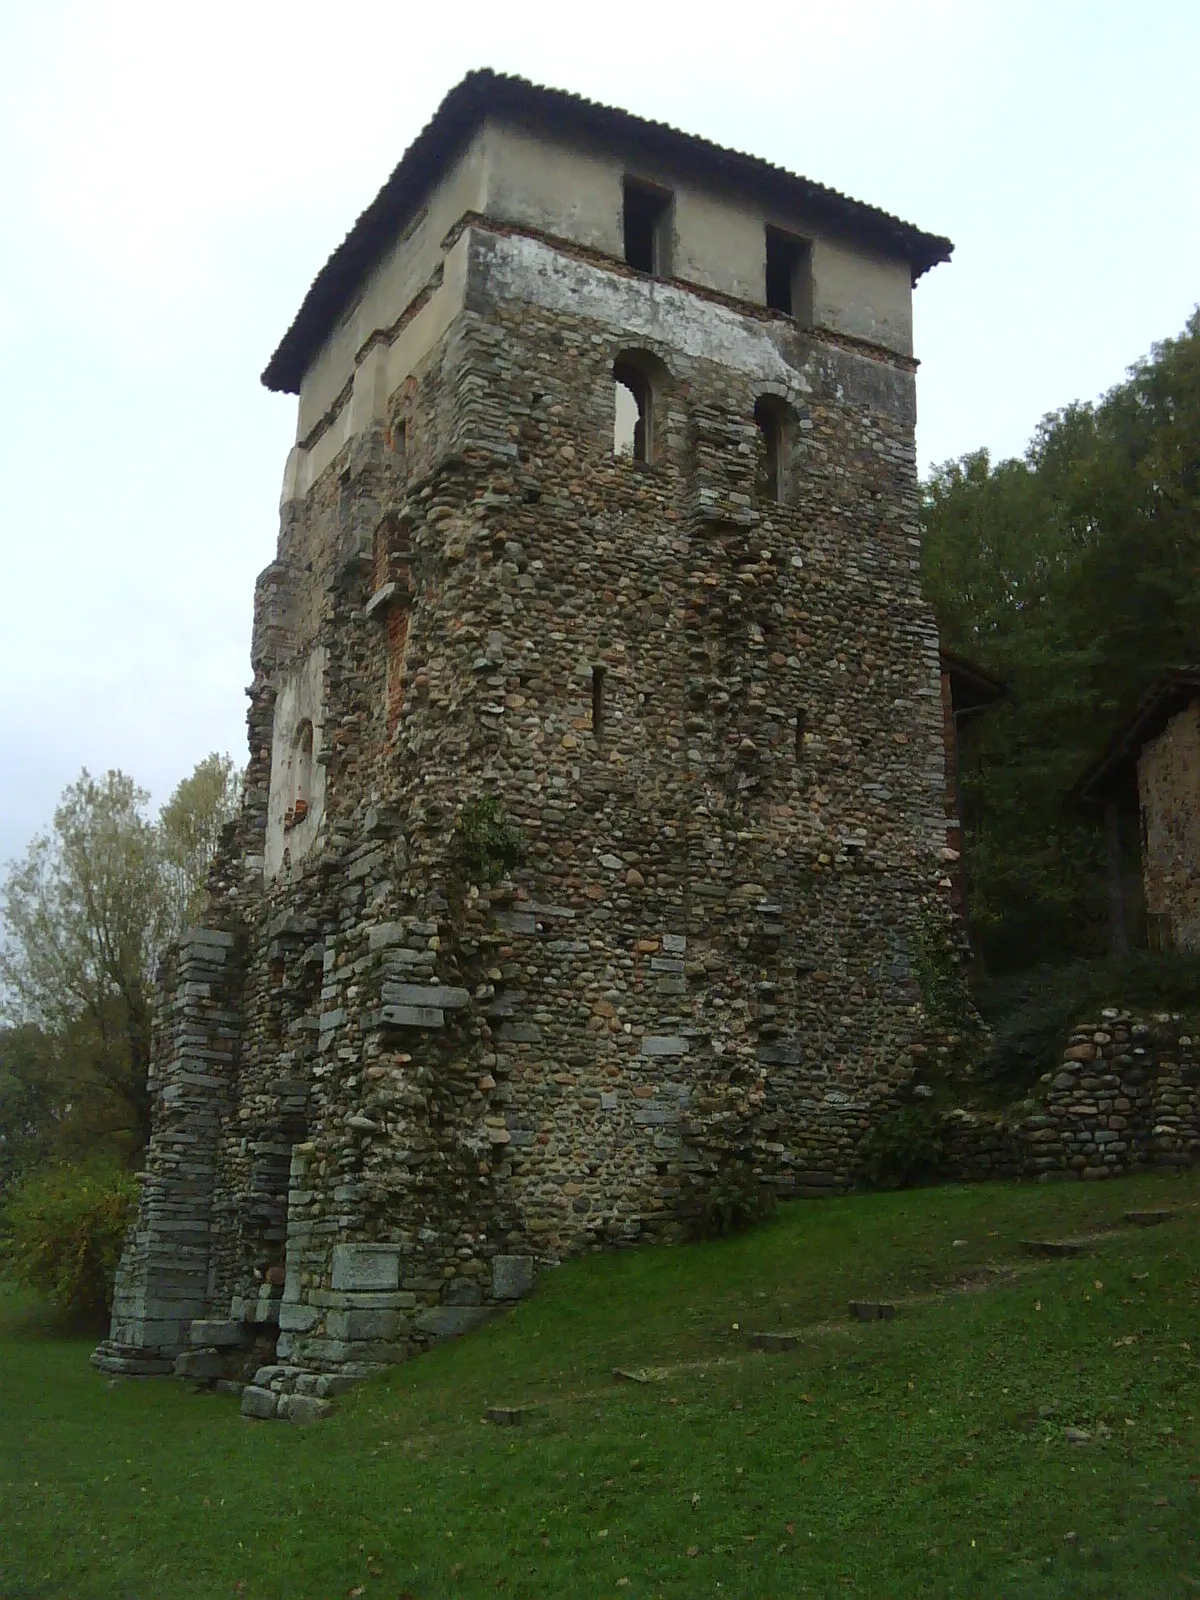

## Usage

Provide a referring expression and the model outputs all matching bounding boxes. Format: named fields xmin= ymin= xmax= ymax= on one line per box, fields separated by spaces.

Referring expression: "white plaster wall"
xmin=810 ymin=236 xmax=912 ymax=356
xmin=265 ymin=646 xmax=328 ymax=881
xmin=296 ymin=129 xmax=490 ymax=442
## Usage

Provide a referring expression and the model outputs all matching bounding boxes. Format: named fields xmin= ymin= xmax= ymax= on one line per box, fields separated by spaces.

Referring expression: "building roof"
xmin=1077 ymin=669 xmax=1200 ymax=806
xmin=262 ymin=70 xmax=954 ymax=395
xmin=939 ymin=648 xmax=1006 ymax=723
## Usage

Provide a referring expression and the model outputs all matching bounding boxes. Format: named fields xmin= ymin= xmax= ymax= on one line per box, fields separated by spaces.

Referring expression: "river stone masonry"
xmin=95 ymin=73 xmax=960 ymax=1411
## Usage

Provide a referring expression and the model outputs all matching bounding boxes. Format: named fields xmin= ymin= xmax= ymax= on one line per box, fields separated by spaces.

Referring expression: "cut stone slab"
xmin=281 ymin=1394 xmax=333 ymax=1425
xmin=414 ymin=1305 xmax=489 ymax=1341
xmin=489 ymin=1401 xmax=540 ymax=1427
xmin=174 ymin=1347 xmax=229 ymax=1380
xmin=331 ymin=1243 xmax=401 ymax=1292
xmin=750 ymin=1331 xmax=799 ymax=1352
xmin=849 ymin=1302 xmax=896 ymax=1322
xmin=612 ymin=1367 xmax=653 ymax=1384
xmin=240 ymin=1385 xmax=278 ymax=1420
xmin=1125 ymin=1210 xmax=1176 ymax=1226
xmin=491 ymin=1254 xmax=535 ymax=1300
xmin=188 ymin=1319 xmax=251 ymax=1348
xmin=1019 ymin=1240 xmax=1088 ymax=1258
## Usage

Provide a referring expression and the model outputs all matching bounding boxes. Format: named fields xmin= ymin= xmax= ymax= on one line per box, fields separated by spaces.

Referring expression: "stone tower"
xmin=95 ymin=73 xmax=954 ymax=1405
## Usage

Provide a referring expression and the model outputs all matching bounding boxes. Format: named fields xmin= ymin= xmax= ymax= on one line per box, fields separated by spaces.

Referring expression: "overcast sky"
xmin=2 ymin=0 xmax=1197 ymax=870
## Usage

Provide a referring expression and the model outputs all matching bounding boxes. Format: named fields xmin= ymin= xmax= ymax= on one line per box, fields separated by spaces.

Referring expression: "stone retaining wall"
xmin=943 ymin=1011 xmax=1200 ymax=1182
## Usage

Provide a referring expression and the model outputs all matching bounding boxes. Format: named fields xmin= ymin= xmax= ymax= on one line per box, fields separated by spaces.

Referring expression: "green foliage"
xmin=454 ymin=796 xmax=523 ymax=885
xmin=922 ymin=311 xmax=1200 ymax=972
xmin=976 ymin=951 xmax=1200 ymax=1093
xmin=0 ymin=1026 xmax=57 ymax=1190
xmin=911 ymin=907 xmax=980 ymax=1039
xmin=688 ymin=1158 xmax=777 ymax=1241
xmin=0 ymin=756 xmax=242 ymax=1158
xmin=856 ymin=1102 xmax=946 ymax=1190
xmin=158 ymin=752 xmax=242 ymax=935
xmin=0 ymin=1159 xmax=137 ymax=1321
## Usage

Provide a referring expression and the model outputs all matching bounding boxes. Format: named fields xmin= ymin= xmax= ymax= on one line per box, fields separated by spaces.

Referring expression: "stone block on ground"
xmin=174 ymin=1347 xmax=229 ymax=1380
xmin=240 ymin=1385 xmax=278 ymax=1420
xmin=1019 ymin=1239 xmax=1087 ymax=1258
xmin=849 ymin=1302 xmax=896 ymax=1322
xmin=492 ymin=1255 xmax=535 ymax=1300
xmin=1125 ymin=1209 xmax=1176 ymax=1226
xmin=280 ymin=1394 xmax=333 ymax=1425
xmin=750 ymin=1330 xmax=799 ymax=1351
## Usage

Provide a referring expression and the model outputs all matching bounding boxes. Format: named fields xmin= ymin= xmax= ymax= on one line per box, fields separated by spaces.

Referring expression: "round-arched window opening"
xmin=613 ymin=356 xmax=655 ymax=463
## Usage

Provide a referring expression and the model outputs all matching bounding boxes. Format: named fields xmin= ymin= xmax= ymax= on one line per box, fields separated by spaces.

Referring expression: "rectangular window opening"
xmin=591 ymin=664 xmax=607 ymax=737
xmin=624 ymin=180 xmax=672 ymax=275
xmin=794 ymin=708 xmax=808 ymax=763
xmin=766 ymin=228 xmax=813 ymax=321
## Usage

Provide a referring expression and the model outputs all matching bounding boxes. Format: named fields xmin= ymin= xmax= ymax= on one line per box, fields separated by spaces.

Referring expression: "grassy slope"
xmin=2 ymin=1173 xmax=1198 ymax=1600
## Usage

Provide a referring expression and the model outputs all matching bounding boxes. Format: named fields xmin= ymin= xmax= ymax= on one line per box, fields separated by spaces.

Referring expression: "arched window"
xmin=288 ymin=720 xmax=314 ymax=830
xmin=753 ymin=395 xmax=794 ymax=503
xmin=613 ymin=357 xmax=653 ymax=462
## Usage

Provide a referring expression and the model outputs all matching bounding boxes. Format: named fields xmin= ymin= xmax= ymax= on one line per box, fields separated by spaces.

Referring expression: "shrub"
xmin=454 ymin=797 xmax=523 ymax=885
xmin=975 ymin=952 xmax=1200 ymax=1093
xmin=0 ymin=1159 xmax=137 ymax=1322
xmin=688 ymin=1159 xmax=777 ymax=1241
xmin=857 ymin=1103 xmax=946 ymax=1190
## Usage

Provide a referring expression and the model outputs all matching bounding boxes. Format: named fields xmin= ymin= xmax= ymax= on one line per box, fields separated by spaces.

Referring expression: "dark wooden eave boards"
xmin=940 ymin=647 xmax=1005 ymax=724
xmin=1076 ymin=669 xmax=1200 ymax=807
xmin=261 ymin=69 xmax=954 ymax=396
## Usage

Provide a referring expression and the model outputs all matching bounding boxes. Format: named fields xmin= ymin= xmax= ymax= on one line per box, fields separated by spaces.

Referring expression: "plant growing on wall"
xmin=453 ymin=797 xmax=523 ymax=885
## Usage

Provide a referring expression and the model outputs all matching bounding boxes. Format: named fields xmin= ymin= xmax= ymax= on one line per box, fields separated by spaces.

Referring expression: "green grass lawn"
xmin=3 ymin=1172 xmax=1198 ymax=1600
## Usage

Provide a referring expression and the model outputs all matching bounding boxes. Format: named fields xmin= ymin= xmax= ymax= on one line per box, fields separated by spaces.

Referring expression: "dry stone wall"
xmin=98 ymin=222 xmax=956 ymax=1404
xmin=943 ymin=1012 xmax=1200 ymax=1181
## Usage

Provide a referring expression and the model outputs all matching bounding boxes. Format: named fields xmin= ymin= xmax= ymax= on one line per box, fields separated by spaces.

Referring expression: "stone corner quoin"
xmin=93 ymin=82 xmax=962 ymax=1412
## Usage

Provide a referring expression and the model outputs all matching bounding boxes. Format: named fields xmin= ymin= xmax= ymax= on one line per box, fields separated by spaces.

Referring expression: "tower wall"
xmin=100 ymin=222 xmax=951 ymax=1391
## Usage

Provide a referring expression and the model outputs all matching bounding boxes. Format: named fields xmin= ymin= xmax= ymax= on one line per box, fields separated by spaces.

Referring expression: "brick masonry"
xmin=96 ymin=223 xmax=958 ymax=1402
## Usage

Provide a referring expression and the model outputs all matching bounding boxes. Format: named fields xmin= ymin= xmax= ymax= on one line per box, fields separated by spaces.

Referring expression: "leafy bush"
xmin=454 ymin=797 xmax=523 ymax=885
xmin=0 ymin=1159 xmax=137 ymax=1321
xmin=689 ymin=1159 xmax=777 ymax=1241
xmin=857 ymin=1104 xmax=946 ymax=1190
xmin=975 ymin=952 xmax=1200 ymax=1093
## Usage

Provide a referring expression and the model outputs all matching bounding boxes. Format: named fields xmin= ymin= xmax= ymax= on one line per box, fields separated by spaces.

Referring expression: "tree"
xmin=158 ymin=752 xmax=242 ymax=936
xmin=922 ymin=310 xmax=1200 ymax=973
xmin=0 ymin=755 xmax=242 ymax=1157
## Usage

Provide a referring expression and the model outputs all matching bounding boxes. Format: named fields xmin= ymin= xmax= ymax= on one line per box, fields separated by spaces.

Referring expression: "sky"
xmin=1 ymin=0 xmax=1197 ymax=870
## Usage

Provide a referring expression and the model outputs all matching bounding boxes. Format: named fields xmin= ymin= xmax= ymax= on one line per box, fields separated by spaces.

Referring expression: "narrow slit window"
xmin=591 ymin=664 xmax=606 ymax=737
xmin=623 ymin=180 xmax=672 ymax=274
xmin=754 ymin=399 xmax=781 ymax=502
xmin=765 ymin=228 xmax=813 ymax=322
xmin=794 ymin=708 xmax=808 ymax=763
xmin=613 ymin=358 xmax=652 ymax=462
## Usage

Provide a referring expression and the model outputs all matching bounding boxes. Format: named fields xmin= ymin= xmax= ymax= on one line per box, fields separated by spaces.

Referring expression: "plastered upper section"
xmin=1138 ymin=701 xmax=1200 ymax=951
xmin=265 ymin=646 xmax=328 ymax=881
xmin=284 ymin=118 xmax=916 ymax=502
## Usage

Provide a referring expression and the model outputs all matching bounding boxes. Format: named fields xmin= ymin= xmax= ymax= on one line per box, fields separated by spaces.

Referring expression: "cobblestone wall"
xmin=943 ymin=1011 xmax=1200 ymax=1181
xmin=99 ymin=222 xmax=956 ymax=1399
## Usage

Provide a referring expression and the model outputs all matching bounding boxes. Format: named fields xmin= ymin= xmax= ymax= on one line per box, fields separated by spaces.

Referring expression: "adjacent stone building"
xmin=1080 ymin=669 xmax=1200 ymax=954
xmin=95 ymin=72 xmax=957 ymax=1402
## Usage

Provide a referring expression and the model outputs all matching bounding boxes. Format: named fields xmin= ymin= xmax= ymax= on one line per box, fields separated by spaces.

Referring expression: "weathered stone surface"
xmin=240 ymin=1385 xmax=278 ymax=1420
xmin=491 ymin=1255 xmax=535 ymax=1300
xmin=188 ymin=1319 xmax=250 ymax=1349
xmin=331 ymin=1245 xmax=401 ymax=1293
xmin=414 ymin=1306 xmax=489 ymax=1341
xmin=174 ymin=1347 xmax=229 ymax=1380
xmin=280 ymin=1394 xmax=333 ymax=1424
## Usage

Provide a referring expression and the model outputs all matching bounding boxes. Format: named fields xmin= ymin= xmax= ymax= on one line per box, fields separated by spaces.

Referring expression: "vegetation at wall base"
xmin=3 ymin=1170 xmax=1198 ymax=1599
xmin=0 ymin=1158 xmax=136 ymax=1324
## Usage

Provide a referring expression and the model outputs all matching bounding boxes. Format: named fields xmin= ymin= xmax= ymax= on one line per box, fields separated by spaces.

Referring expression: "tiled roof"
xmin=262 ymin=70 xmax=954 ymax=394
